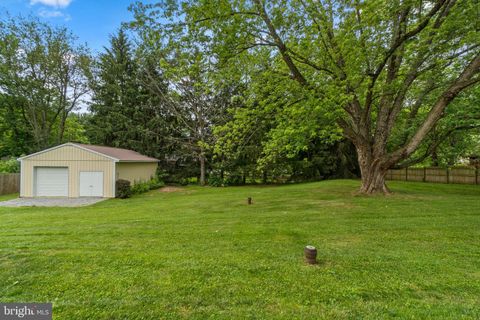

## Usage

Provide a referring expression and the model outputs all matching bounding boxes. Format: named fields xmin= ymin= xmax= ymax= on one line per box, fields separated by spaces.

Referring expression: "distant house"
xmin=18 ymin=143 xmax=159 ymax=198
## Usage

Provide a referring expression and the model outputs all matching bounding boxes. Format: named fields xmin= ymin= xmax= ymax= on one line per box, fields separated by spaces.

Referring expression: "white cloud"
xmin=38 ymin=8 xmax=71 ymax=21
xmin=38 ymin=8 xmax=62 ymax=17
xmin=30 ymin=0 xmax=72 ymax=8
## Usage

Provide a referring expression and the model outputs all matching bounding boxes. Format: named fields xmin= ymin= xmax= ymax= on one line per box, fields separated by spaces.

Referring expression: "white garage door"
xmin=79 ymin=172 xmax=104 ymax=197
xmin=35 ymin=167 xmax=69 ymax=197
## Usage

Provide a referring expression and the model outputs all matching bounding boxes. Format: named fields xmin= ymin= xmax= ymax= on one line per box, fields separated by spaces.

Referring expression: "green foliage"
xmin=0 ymin=15 xmax=91 ymax=153
xmin=208 ymin=169 xmax=244 ymax=187
xmin=209 ymin=139 xmax=359 ymax=187
xmin=223 ymin=172 xmax=244 ymax=186
xmin=115 ymin=179 xmax=132 ymax=199
xmin=394 ymin=86 xmax=480 ymax=167
xmin=206 ymin=171 xmax=224 ymax=187
xmin=0 ymin=94 xmax=34 ymax=157
xmin=52 ymin=114 xmax=90 ymax=144
xmin=0 ymin=157 xmax=19 ymax=173
xmin=88 ymin=29 xmax=171 ymax=160
xmin=162 ymin=159 xmax=201 ymax=185
xmin=88 ymin=28 xmax=222 ymax=184
xmin=130 ymin=2 xmax=250 ymax=185
xmin=131 ymin=182 xmax=150 ymax=195
xmin=131 ymin=177 xmax=165 ymax=194
xmin=213 ymin=77 xmax=357 ymax=182
xmin=148 ymin=177 xmax=165 ymax=190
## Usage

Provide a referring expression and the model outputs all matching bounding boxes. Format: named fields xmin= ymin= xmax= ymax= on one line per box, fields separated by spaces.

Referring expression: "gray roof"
xmin=72 ymin=143 xmax=159 ymax=162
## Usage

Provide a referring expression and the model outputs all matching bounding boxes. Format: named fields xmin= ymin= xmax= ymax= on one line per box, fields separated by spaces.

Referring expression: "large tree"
xmin=130 ymin=9 xmax=239 ymax=185
xmin=0 ymin=16 xmax=91 ymax=151
xmin=133 ymin=0 xmax=480 ymax=193
xmin=0 ymin=94 xmax=34 ymax=157
xmin=138 ymin=53 xmax=237 ymax=185
xmin=88 ymin=29 xmax=173 ymax=160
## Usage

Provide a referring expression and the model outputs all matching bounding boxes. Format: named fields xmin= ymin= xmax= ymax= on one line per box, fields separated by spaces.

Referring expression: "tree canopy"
xmin=0 ymin=16 xmax=91 ymax=154
xmin=131 ymin=0 xmax=480 ymax=192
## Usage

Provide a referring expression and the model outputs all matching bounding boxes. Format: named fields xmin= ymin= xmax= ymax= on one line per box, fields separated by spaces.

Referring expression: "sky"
xmin=0 ymin=0 xmax=144 ymax=53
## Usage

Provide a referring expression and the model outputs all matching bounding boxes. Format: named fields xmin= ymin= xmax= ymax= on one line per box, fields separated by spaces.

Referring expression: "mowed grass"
xmin=0 ymin=193 xmax=18 ymax=202
xmin=0 ymin=180 xmax=479 ymax=319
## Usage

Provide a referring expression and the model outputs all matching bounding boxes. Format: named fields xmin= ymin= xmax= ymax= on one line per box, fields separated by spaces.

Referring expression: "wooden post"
xmin=476 ymin=168 xmax=478 ymax=185
xmin=405 ymin=168 xmax=408 ymax=181
xmin=446 ymin=167 xmax=450 ymax=184
xmin=247 ymin=197 xmax=252 ymax=205
xmin=423 ymin=167 xmax=427 ymax=182
xmin=304 ymin=245 xmax=317 ymax=265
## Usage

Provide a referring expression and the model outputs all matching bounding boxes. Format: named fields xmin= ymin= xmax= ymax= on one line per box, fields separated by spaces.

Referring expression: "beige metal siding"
xmin=21 ymin=145 xmax=115 ymax=198
xmin=116 ymin=162 xmax=158 ymax=184
xmin=28 ymin=145 xmax=110 ymax=161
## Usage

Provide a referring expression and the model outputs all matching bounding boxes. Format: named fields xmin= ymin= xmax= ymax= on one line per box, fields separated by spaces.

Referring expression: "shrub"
xmin=164 ymin=172 xmax=191 ymax=185
xmin=208 ymin=173 xmax=224 ymax=187
xmin=131 ymin=177 xmax=165 ymax=195
xmin=115 ymin=179 xmax=132 ymax=199
xmin=208 ymin=169 xmax=245 ymax=187
xmin=148 ymin=177 xmax=164 ymax=190
xmin=224 ymin=173 xmax=244 ymax=186
xmin=131 ymin=181 xmax=150 ymax=194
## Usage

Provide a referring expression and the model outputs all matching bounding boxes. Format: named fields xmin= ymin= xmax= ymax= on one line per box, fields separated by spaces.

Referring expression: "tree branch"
xmin=388 ymin=52 xmax=480 ymax=166
xmin=395 ymin=123 xmax=480 ymax=168
xmin=253 ymin=0 xmax=308 ymax=86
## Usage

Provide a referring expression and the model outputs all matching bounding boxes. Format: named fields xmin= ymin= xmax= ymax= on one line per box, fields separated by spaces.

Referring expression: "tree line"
xmin=1 ymin=0 xmax=479 ymax=193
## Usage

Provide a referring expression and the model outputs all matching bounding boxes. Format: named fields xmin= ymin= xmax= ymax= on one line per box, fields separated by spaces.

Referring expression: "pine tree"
xmin=88 ymin=29 xmax=171 ymax=160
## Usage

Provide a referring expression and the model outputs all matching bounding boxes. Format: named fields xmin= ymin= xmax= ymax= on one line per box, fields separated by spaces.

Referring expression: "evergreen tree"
xmin=88 ymin=29 xmax=172 ymax=160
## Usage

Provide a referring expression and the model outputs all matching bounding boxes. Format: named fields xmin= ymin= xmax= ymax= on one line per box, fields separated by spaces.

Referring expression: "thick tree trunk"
xmin=356 ymin=144 xmax=390 ymax=194
xmin=359 ymin=166 xmax=390 ymax=194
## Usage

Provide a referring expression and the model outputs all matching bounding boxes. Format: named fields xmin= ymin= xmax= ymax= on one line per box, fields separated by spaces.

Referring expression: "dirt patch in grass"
xmin=159 ymin=186 xmax=185 ymax=193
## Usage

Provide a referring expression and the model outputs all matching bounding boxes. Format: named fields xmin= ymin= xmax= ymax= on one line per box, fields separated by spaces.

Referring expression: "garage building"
xmin=18 ymin=143 xmax=159 ymax=198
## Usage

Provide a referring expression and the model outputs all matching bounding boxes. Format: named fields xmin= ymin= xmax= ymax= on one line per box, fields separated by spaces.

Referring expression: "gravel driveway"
xmin=0 ymin=197 xmax=106 ymax=207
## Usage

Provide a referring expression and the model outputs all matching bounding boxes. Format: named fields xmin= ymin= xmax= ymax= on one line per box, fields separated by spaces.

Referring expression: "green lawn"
xmin=0 ymin=180 xmax=479 ymax=319
xmin=0 ymin=193 xmax=18 ymax=202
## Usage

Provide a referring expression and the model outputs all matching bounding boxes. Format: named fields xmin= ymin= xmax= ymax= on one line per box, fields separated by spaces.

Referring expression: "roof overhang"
xmin=17 ymin=143 xmax=119 ymax=162
xmin=118 ymin=160 xmax=160 ymax=163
